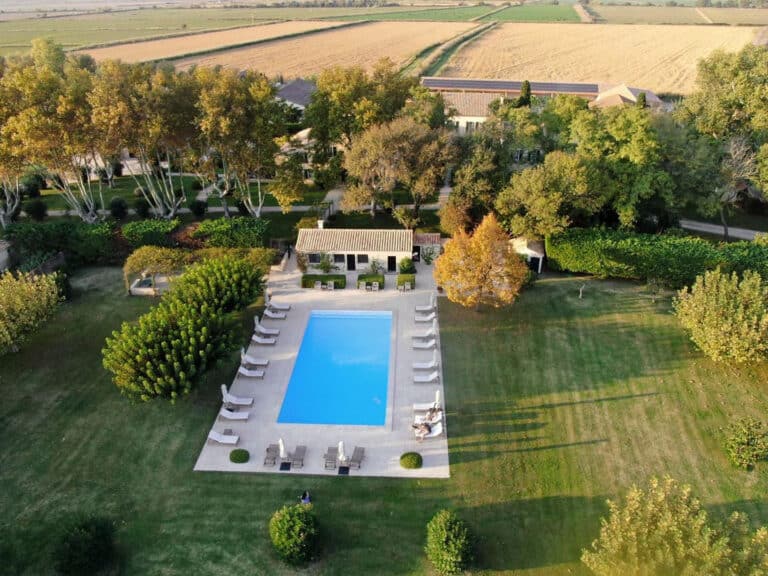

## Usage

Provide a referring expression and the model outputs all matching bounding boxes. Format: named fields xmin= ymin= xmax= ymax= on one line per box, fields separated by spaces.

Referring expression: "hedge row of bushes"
xmin=102 ymin=256 xmax=262 ymax=401
xmin=121 ymin=219 xmax=179 ymax=249
xmin=0 ymin=271 xmax=60 ymax=357
xmin=545 ymin=228 xmax=768 ymax=288
xmin=300 ymin=274 xmax=347 ymax=289
xmin=357 ymin=273 xmax=385 ymax=288
xmin=192 ymin=217 xmax=269 ymax=248
xmin=397 ymin=273 xmax=416 ymax=288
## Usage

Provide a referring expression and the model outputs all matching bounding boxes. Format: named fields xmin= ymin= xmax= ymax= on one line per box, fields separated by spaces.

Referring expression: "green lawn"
xmin=2 ymin=271 xmax=767 ymax=574
xmin=481 ymin=4 xmax=580 ymax=22
xmin=337 ymin=6 xmax=498 ymax=22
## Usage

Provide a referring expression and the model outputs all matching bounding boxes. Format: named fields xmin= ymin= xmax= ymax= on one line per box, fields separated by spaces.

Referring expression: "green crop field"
xmin=337 ymin=6 xmax=498 ymax=22
xmin=482 ymin=4 xmax=580 ymax=22
xmin=592 ymin=6 xmax=709 ymax=24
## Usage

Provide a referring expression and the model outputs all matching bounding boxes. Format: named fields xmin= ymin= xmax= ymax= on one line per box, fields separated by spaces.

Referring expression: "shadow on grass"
xmin=526 ymin=392 xmax=661 ymax=410
xmin=459 ymin=495 xmax=607 ymax=572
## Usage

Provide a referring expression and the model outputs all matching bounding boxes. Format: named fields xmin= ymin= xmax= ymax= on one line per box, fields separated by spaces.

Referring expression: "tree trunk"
xmin=720 ymin=205 xmax=730 ymax=242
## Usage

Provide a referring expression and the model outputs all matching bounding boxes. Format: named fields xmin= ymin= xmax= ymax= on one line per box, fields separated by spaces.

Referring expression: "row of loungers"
xmin=413 ymin=294 xmax=439 ymax=384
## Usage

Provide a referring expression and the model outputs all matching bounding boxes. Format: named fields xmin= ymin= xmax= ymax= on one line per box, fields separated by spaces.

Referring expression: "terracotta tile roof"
xmin=442 ymin=91 xmax=501 ymax=118
xmin=296 ymin=229 xmax=413 ymax=254
xmin=414 ymin=233 xmax=441 ymax=246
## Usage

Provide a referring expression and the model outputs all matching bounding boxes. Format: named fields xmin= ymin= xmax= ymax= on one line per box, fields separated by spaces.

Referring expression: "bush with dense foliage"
xmin=724 ymin=417 xmax=768 ymax=470
xmin=674 ymin=269 xmax=768 ymax=363
xmin=188 ymin=199 xmax=208 ymax=220
xmin=400 ymin=452 xmax=422 ymax=469
xmin=300 ymin=274 xmax=346 ymax=289
xmin=53 ymin=516 xmax=116 ymax=576
xmin=399 ymin=257 xmax=416 ymax=274
xmin=718 ymin=241 xmax=768 ymax=280
xmin=192 ymin=216 xmax=269 ymax=248
xmin=229 ymin=448 xmax=250 ymax=463
xmin=24 ymin=199 xmax=47 ymax=221
xmin=269 ymin=504 xmax=320 ymax=565
xmin=0 ymin=271 xmax=60 ymax=356
xmin=103 ymin=256 xmax=262 ymax=400
xmin=109 ymin=197 xmax=128 ymax=220
xmin=425 ymin=510 xmax=474 ymax=575
xmin=397 ymin=273 xmax=416 ymax=288
xmin=134 ymin=197 xmax=150 ymax=218
xmin=582 ymin=476 xmax=768 ymax=575
xmin=121 ymin=219 xmax=179 ymax=249
xmin=3 ymin=221 xmax=117 ymax=267
xmin=357 ymin=273 xmax=384 ymax=288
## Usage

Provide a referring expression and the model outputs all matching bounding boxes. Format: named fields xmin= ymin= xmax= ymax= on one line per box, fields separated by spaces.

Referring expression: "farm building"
xmin=276 ymin=78 xmax=316 ymax=111
xmin=296 ymin=228 xmax=413 ymax=273
xmin=422 ymin=77 xmax=662 ymax=135
xmin=279 ymin=127 xmax=342 ymax=181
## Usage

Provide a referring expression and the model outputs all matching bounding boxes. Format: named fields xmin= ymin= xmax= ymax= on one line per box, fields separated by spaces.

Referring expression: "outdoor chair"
xmin=415 ymin=312 xmax=436 ymax=323
xmin=238 ymin=366 xmax=265 ymax=379
xmin=372 ymin=282 xmax=379 ymax=292
xmin=241 ymin=347 xmax=269 ymax=367
xmin=219 ymin=406 xmax=249 ymax=421
xmin=266 ymin=297 xmax=291 ymax=311
xmin=264 ymin=308 xmax=286 ymax=320
xmin=414 ymin=411 xmax=442 ymax=426
xmin=413 ymin=401 xmax=441 ymax=412
xmin=415 ymin=294 xmax=436 ymax=313
xmin=208 ymin=430 xmax=239 ymax=445
xmin=404 ymin=282 xmax=412 ymax=291
xmin=290 ymin=445 xmax=307 ymax=468
xmin=254 ymin=317 xmax=280 ymax=336
xmin=358 ymin=281 xmax=366 ymax=291
xmin=323 ymin=446 xmax=338 ymax=469
xmin=413 ymin=338 xmax=436 ymax=350
xmin=348 ymin=446 xmax=365 ymax=470
xmin=413 ymin=320 xmax=437 ymax=340
xmin=414 ymin=370 xmax=439 ymax=384
xmin=221 ymin=384 xmax=253 ymax=406
xmin=251 ymin=334 xmax=277 ymax=345
xmin=314 ymin=281 xmax=322 ymax=290
xmin=413 ymin=350 xmax=438 ymax=371
xmin=415 ymin=422 xmax=443 ymax=441
xmin=264 ymin=444 xmax=279 ymax=466
xmin=327 ymin=280 xmax=335 ymax=291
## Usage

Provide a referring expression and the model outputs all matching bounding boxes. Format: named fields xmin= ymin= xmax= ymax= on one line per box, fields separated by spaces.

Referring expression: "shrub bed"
xmin=0 ymin=271 xmax=60 ymax=357
xmin=397 ymin=273 xmax=416 ymax=288
xmin=357 ymin=273 xmax=385 ymax=288
xmin=103 ymin=256 xmax=262 ymax=401
xmin=425 ymin=510 xmax=474 ymax=575
xmin=269 ymin=504 xmax=319 ymax=565
xmin=301 ymin=274 xmax=346 ymax=289
xmin=399 ymin=257 xmax=416 ymax=274
xmin=192 ymin=216 xmax=269 ymax=248
xmin=229 ymin=449 xmax=250 ymax=463
xmin=3 ymin=221 xmax=117 ymax=267
xmin=121 ymin=218 xmax=179 ymax=249
xmin=400 ymin=452 xmax=423 ymax=469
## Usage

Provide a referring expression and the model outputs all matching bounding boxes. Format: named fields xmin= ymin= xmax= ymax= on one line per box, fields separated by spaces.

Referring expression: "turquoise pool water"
xmin=277 ymin=310 xmax=392 ymax=426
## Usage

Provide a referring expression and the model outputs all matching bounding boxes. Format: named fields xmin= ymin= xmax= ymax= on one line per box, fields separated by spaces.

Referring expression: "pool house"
xmin=295 ymin=228 xmax=414 ymax=273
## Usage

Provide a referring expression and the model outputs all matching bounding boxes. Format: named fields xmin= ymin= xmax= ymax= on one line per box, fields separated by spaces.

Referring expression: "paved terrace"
xmin=194 ymin=255 xmax=449 ymax=479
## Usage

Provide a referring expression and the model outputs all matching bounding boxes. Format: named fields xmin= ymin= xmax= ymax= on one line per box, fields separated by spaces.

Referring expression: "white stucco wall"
xmin=305 ymin=250 xmax=413 ymax=273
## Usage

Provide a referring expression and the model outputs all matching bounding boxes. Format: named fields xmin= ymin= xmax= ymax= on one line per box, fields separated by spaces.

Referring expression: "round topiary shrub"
xmin=425 ymin=510 xmax=473 ymax=575
xmin=230 ymin=448 xmax=250 ymax=464
xmin=24 ymin=199 xmax=48 ymax=221
xmin=400 ymin=452 xmax=423 ymax=469
xmin=188 ymin=199 xmax=208 ymax=220
xmin=54 ymin=516 xmax=116 ymax=576
xmin=109 ymin=197 xmax=128 ymax=220
xmin=134 ymin=197 xmax=150 ymax=219
xmin=269 ymin=504 xmax=319 ymax=565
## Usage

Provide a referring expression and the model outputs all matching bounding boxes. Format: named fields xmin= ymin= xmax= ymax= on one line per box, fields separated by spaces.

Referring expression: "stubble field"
xmin=440 ymin=23 xmax=758 ymax=94
xmin=79 ymin=20 xmax=346 ymax=62
xmin=591 ymin=6 xmax=707 ymax=24
xmin=173 ymin=21 xmax=475 ymax=77
xmin=701 ymin=7 xmax=768 ymax=24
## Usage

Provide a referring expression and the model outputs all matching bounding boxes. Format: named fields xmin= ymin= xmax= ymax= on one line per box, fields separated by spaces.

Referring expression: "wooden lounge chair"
xmin=219 ymin=407 xmax=248 ymax=421
xmin=415 ymin=312 xmax=436 ymax=323
xmin=415 ymin=294 xmax=436 ymax=313
xmin=372 ymin=281 xmax=379 ymax=292
xmin=208 ymin=430 xmax=239 ymax=445
xmin=264 ymin=444 xmax=279 ymax=466
xmin=413 ymin=338 xmax=436 ymax=350
xmin=251 ymin=334 xmax=276 ymax=345
xmin=290 ymin=445 xmax=306 ymax=468
xmin=413 ymin=350 xmax=438 ymax=371
xmin=240 ymin=348 xmax=268 ymax=367
xmin=221 ymin=384 xmax=253 ymax=406
xmin=254 ymin=317 xmax=280 ymax=336
xmin=238 ymin=366 xmax=265 ymax=379
xmin=414 ymin=370 xmax=439 ymax=384
xmin=323 ymin=446 xmax=338 ymax=470
xmin=264 ymin=308 xmax=286 ymax=320
xmin=348 ymin=446 xmax=365 ymax=470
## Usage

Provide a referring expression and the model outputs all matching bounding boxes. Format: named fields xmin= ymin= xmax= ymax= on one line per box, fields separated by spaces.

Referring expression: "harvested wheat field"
xmin=441 ymin=23 xmax=758 ymax=94
xmin=173 ymin=21 xmax=475 ymax=76
xmin=80 ymin=21 xmax=348 ymax=63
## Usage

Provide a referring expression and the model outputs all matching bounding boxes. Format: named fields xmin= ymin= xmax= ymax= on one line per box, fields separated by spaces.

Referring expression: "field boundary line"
xmin=470 ymin=4 xmax=509 ymax=22
xmin=695 ymin=7 xmax=714 ymax=24
xmin=574 ymin=2 xmax=594 ymax=24
xmin=422 ymin=21 xmax=497 ymax=77
xmin=160 ymin=20 xmax=368 ymax=63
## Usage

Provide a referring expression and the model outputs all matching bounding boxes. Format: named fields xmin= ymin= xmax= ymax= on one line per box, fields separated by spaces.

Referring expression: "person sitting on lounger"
xmin=413 ymin=422 xmax=432 ymax=439
xmin=300 ymin=490 xmax=311 ymax=504
xmin=425 ymin=407 xmax=441 ymax=421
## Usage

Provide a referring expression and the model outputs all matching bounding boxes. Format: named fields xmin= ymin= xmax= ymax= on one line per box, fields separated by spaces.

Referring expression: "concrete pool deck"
xmin=194 ymin=256 xmax=450 ymax=479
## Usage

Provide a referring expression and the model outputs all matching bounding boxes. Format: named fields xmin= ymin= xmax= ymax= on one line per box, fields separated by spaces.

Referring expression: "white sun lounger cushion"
xmin=264 ymin=308 xmax=286 ymax=320
xmin=208 ymin=430 xmax=239 ymax=445
xmin=415 ymin=312 xmax=436 ymax=323
xmin=252 ymin=334 xmax=277 ymax=345
xmin=238 ymin=366 xmax=265 ymax=378
xmin=221 ymin=384 xmax=253 ymax=406
xmin=413 ymin=339 xmax=436 ymax=350
xmin=414 ymin=371 xmax=439 ymax=384
xmin=219 ymin=407 xmax=249 ymax=421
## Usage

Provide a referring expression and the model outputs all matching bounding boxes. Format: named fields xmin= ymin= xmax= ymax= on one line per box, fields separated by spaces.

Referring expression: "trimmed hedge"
xmin=192 ymin=216 xmax=269 ymax=248
xmin=301 ymin=274 xmax=346 ymax=289
xmin=269 ymin=504 xmax=320 ymax=565
xmin=229 ymin=449 xmax=250 ymax=464
xmin=357 ymin=273 xmax=385 ymax=288
xmin=544 ymin=228 xmax=766 ymax=289
xmin=3 ymin=220 xmax=117 ymax=267
xmin=103 ymin=256 xmax=262 ymax=401
xmin=400 ymin=452 xmax=423 ymax=469
xmin=121 ymin=218 xmax=179 ymax=249
xmin=0 ymin=271 xmax=60 ymax=357
xmin=425 ymin=510 xmax=474 ymax=575
xmin=397 ymin=273 xmax=416 ymax=288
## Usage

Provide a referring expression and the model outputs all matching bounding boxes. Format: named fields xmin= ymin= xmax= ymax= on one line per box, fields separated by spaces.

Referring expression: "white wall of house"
xmin=305 ymin=250 xmax=413 ymax=273
xmin=450 ymin=115 xmax=488 ymax=136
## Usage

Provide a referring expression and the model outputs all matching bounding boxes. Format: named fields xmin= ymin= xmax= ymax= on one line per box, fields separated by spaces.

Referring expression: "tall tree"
xmin=269 ymin=154 xmax=306 ymax=213
xmin=401 ymin=84 xmax=448 ymax=129
xmin=433 ymin=213 xmax=529 ymax=309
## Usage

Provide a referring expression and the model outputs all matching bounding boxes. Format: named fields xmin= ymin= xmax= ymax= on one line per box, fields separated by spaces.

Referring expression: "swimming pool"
xmin=277 ymin=310 xmax=392 ymax=426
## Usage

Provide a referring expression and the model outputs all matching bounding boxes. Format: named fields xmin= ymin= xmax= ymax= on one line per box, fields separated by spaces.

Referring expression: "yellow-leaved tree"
xmin=433 ymin=213 xmax=529 ymax=309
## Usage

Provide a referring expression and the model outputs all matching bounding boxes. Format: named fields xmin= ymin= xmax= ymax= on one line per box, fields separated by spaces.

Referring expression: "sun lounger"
xmin=238 ymin=366 xmax=265 ymax=379
xmin=208 ymin=430 xmax=239 ymax=445
xmin=264 ymin=308 xmax=286 ymax=320
xmin=327 ymin=280 xmax=335 ymax=291
xmin=414 ymin=411 xmax=442 ymax=425
xmin=323 ymin=446 xmax=338 ymax=469
xmin=413 ymin=350 xmax=438 ymax=371
xmin=413 ymin=338 xmax=436 ymax=350
xmin=251 ymin=334 xmax=276 ymax=345
xmin=254 ymin=317 xmax=280 ymax=336
xmin=314 ymin=281 xmax=322 ymax=290
xmin=267 ymin=297 xmax=290 ymax=311
xmin=415 ymin=294 xmax=436 ymax=313
xmin=219 ymin=407 xmax=248 ymax=421
xmin=413 ymin=401 xmax=440 ymax=412
xmin=372 ymin=282 xmax=379 ymax=292
xmin=264 ymin=444 xmax=279 ymax=466
xmin=413 ymin=320 xmax=437 ymax=340
xmin=414 ymin=370 xmax=439 ymax=384
xmin=415 ymin=422 xmax=443 ymax=441
xmin=348 ymin=446 xmax=365 ymax=470
xmin=221 ymin=384 xmax=253 ymax=406
xmin=415 ymin=312 xmax=436 ymax=323
xmin=290 ymin=445 xmax=306 ymax=468
xmin=240 ymin=348 xmax=269 ymax=367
